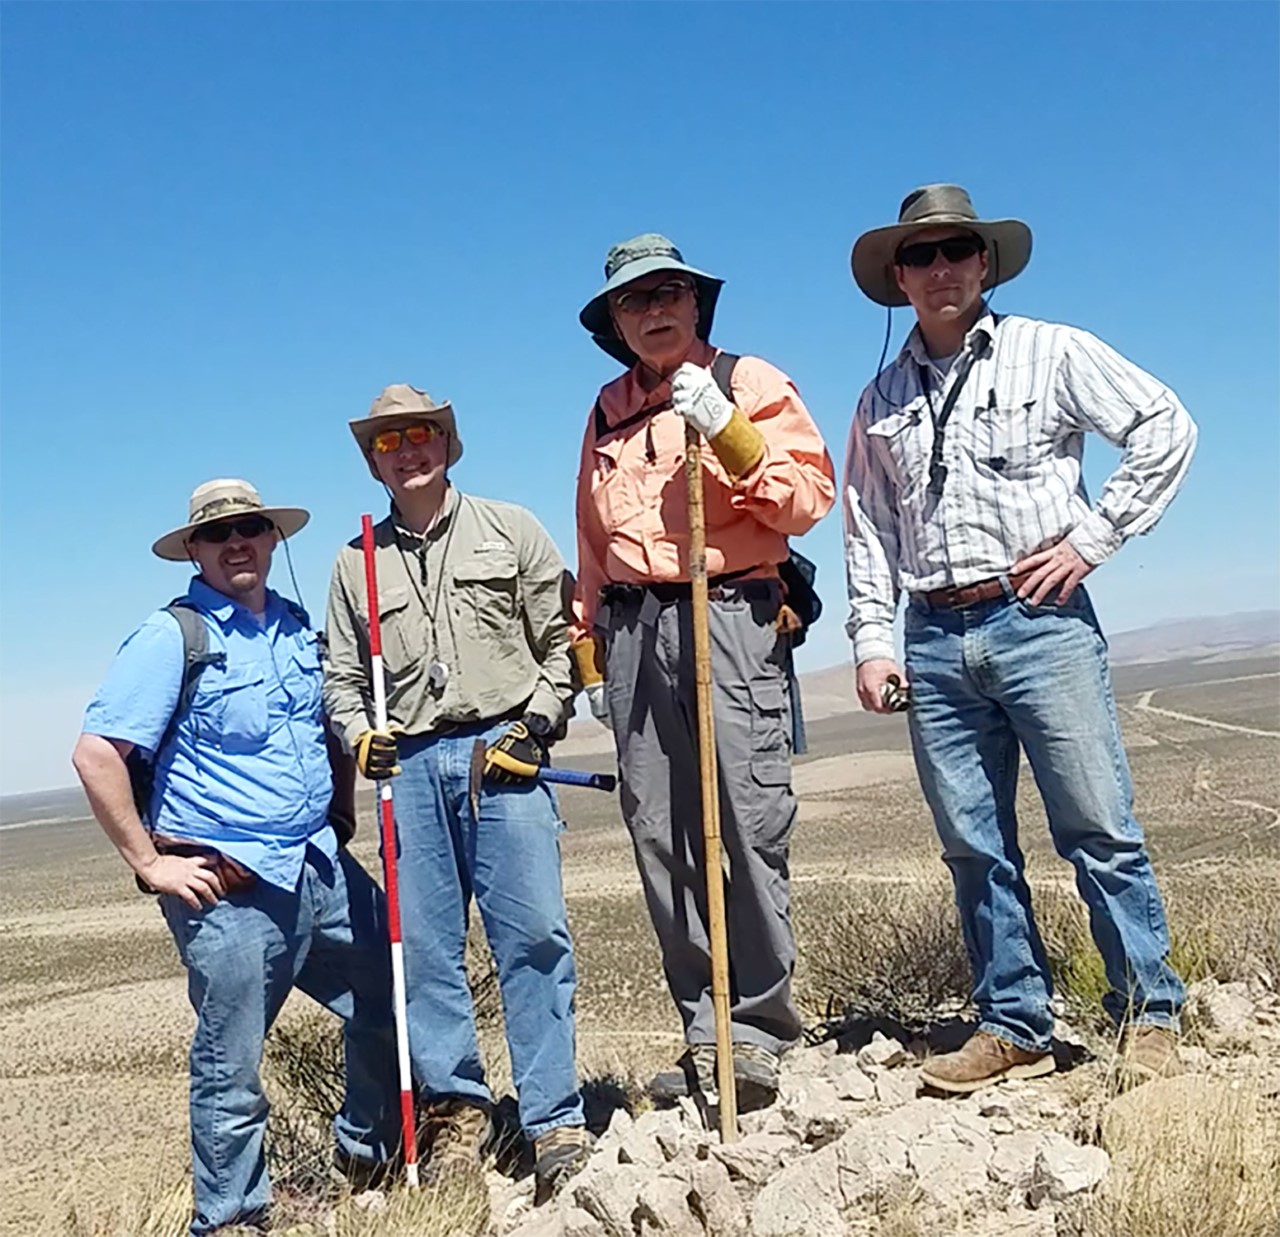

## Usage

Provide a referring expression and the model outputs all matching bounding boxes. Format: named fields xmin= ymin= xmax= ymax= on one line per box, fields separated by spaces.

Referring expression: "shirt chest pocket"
xmin=866 ymin=405 xmax=930 ymax=497
xmin=968 ymin=397 xmax=1048 ymax=479
xmin=374 ymin=587 xmax=416 ymax=672
xmin=191 ymin=662 xmax=268 ymax=753
xmin=591 ymin=429 xmax=662 ymax=536
xmin=286 ymin=634 xmax=323 ymax=719
xmin=453 ymin=550 xmax=520 ymax=641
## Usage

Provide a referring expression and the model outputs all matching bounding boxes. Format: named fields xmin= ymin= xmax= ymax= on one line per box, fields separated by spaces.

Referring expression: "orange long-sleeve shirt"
xmin=572 ymin=341 xmax=835 ymax=638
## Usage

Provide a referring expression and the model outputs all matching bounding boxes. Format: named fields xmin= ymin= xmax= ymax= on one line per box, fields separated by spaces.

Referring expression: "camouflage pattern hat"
xmin=348 ymin=383 xmax=463 ymax=481
xmin=151 ymin=478 xmax=309 ymax=561
xmin=579 ymin=233 xmax=723 ymax=368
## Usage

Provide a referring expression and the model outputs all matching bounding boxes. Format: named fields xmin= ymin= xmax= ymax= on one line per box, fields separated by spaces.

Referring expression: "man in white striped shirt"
xmin=844 ymin=184 xmax=1196 ymax=1093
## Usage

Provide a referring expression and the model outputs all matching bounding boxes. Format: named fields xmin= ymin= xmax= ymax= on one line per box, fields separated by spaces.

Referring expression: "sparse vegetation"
xmin=7 ymin=661 xmax=1278 ymax=1236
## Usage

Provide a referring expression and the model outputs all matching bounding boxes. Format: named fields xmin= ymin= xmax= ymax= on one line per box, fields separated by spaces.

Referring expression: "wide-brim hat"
xmin=349 ymin=383 xmax=463 ymax=480
xmin=152 ymin=478 xmax=309 ymax=562
xmin=851 ymin=184 xmax=1033 ymax=308
xmin=579 ymin=233 xmax=723 ymax=368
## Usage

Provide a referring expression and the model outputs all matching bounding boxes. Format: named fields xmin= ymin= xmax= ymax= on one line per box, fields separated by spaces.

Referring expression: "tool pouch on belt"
xmin=135 ymin=835 xmax=258 ymax=897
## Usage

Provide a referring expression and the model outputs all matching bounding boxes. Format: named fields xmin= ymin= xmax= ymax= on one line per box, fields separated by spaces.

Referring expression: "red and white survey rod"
xmin=360 ymin=513 xmax=419 ymax=1187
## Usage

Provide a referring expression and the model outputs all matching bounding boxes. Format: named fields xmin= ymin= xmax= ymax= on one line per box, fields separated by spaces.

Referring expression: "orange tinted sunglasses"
xmin=371 ymin=423 xmax=440 ymax=454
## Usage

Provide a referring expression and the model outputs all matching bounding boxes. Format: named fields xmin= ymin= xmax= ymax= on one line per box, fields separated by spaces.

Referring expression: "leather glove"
xmin=354 ymin=728 xmax=401 ymax=780
xmin=672 ymin=363 xmax=735 ymax=439
xmin=586 ymin=682 xmax=611 ymax=730
xmin=483 ymin=719 xmax=549 ymax=784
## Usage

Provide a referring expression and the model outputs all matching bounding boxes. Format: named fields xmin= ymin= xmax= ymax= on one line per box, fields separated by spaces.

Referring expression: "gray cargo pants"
xmin=599 ymin=579 xmax=802 ymax=1054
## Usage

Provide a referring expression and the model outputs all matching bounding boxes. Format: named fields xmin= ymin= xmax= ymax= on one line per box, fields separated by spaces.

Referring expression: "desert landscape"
xmin=2 ymin=623 xmax=1278 ymax=1237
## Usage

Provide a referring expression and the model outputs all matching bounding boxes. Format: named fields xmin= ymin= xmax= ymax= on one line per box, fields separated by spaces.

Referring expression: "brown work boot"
xmin=920 ymin=1030 xmax=1055 ymax=1094
xmin=533 ymin=1125 xmax=593 ymax=1203
xmin=1117 ymin=1024 xmax=1184 ymax=1087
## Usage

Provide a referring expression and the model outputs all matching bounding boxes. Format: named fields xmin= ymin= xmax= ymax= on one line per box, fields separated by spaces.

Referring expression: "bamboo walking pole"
xmin=361 ymin=514 xmax=420 ymax=1186
xmin=684 ymin=425 xmax=739 ymax=1143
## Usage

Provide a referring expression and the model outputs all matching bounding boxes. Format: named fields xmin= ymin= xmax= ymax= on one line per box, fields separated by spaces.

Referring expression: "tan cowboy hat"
xmin=851 ymin=184 xmax=1033 ymax=308
xmin=152 ymin=478 xmax=309 ymax=561
xmin=348 ymin=383 xmax=463 ymax=480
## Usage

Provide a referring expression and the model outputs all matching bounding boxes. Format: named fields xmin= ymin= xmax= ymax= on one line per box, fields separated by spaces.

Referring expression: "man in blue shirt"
xmin=72 ymin=478 xmax=398 ymax=1237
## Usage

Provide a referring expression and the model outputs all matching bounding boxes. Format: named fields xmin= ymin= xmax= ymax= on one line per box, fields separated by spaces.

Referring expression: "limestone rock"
xmin=635 ymin=1174 xmax=701 ymax=1236
xmin=1027 ymin=1132 xmax=1109 ymax=1205
xmin=988 ymin=1131 xmax=1044 ymax=1193
xmin=709 ymin=1131 xmax=800 ymax=1184
xmin=874 ymin=1068 xmax=920 ymax=1108
xmin=1101 ymin=1074 xmax=1236 ymax=1156
xmin=780 ymin=1076 xmax=850 ymax=1146
xmin=561 ymin=1206 xmax=607 ymax=1237
xmin=821 ymin=1053 xmax=876 ymax=1102
xmin=571 ymin=1163 xmax=645 ymax=1237
xmin=689 ymin=1157 xmax=748 ymax=1236
xmin=857 ymin=1031 xmax=908 ymax=1071
xmin=1188 ymin=978 xmax=1255 ymax=1036
xmin=751 ymin=1144 xmax=848 ymax=1237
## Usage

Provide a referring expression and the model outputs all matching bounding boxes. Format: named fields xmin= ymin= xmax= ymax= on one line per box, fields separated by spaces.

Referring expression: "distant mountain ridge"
xmin=1105 ymin=609 xmax=1279 ymax=664
xmin=5 ymin=610 xmax=1277 ymax=819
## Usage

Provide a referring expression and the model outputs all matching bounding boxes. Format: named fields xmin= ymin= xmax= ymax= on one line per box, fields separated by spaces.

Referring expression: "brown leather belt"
xmin=916 ymin=570 xmax=1033 ymax=609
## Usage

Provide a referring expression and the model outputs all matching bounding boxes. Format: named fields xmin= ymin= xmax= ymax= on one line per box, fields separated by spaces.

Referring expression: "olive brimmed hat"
xmin=851 ymin=184 xmax=1033 ymax=308
xmin=152 ymin=478 xmax=309 ymax=561
xmin=579 ymin=233 xmax=723 ymax=367
xmin=348 ymin=383 xmax=463 ymax=480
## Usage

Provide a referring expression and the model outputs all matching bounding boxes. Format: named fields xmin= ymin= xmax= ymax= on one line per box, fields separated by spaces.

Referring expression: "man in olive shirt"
xmin=324 ymin=384 xmax=588 ymax=1196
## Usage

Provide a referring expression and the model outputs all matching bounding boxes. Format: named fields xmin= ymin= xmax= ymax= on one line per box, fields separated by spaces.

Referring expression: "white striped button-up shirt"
xmin=843 ymin=312 xmax=1197 ymax=665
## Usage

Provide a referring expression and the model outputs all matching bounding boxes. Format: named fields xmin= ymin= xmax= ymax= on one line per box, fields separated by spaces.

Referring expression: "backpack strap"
xmin=710 ymin=351 xmax=739 ymax=399
xmin=158 ymin=600 xmax=225 ymax=754
xmin=593 ymin=351 xmax=741 ymax=445
xmin=280 ymin=597 xmax=311 ymax=630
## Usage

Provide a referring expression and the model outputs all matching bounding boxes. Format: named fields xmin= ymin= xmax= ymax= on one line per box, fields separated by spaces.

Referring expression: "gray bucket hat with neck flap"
xmin=579 ymin=233 xmax=723 ymax=368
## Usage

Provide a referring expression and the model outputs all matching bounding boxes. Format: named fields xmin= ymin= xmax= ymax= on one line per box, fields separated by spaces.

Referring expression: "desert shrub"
xmin=795 ymin=872 xmax=971 ymax=1025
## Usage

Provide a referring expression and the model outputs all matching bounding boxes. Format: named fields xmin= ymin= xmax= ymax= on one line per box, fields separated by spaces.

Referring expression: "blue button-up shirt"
xmin=83 ymin=577 xmax=336 ymax=889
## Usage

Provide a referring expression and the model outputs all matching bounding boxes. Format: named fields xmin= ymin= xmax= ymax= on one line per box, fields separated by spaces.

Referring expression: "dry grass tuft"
xmin=1086 ymin=1075 xmax=1280 ymax=1237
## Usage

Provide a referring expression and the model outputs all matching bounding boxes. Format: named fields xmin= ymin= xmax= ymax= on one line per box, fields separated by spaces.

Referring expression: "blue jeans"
xmin=904 ymin=583 xmax=1184 ymax=1052
xmin=391 ymin=724 xmax=584 ymax=1138
xmin=161 ymin=845 xmax=398 ymax=1236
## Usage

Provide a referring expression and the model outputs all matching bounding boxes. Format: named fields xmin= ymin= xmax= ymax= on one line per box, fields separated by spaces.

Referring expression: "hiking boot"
xmin=920 ymin=1030 xmax=1055 ymax=1094
xmin=1118 ymin=1025 xmax=1184 ymax=1087
xmin=648 ymin=1042 xmax=781 ymax=1111
xmin=533 ymin=1125 xmax=593 ymax=1202
xmin=648 ymin=1044 xmax=717 ymax=1103
xmin=420 ymin=1099 xmax=493 ymax=1187
xmin=332 ymin=1145 xmax=395 ymax=1192
xmin=733 ymin=1042 xmax=781 ymax=1112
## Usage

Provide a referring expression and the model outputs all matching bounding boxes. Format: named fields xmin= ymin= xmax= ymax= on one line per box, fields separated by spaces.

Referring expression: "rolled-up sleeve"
xmin=322 ymin=548 xmax=373 ymax=751
xmin=517 ymin=510 xmax=577 ymax=725
xmin=571 ymin=411 xmax=608 ymax=643
xmin=843 ymin=392 xmax=902 ymax=665
xmin=728 ymin=358 xmax=836 ymax=536
xmin=82 ymin=614 xmax=185 ymax=751
xmin=1056 ymin=329 xmax=1198 ymax=566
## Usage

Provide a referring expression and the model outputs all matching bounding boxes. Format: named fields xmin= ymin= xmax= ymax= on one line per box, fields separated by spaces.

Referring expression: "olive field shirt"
xmin=324 ymin=488 xmax=576 ymax=747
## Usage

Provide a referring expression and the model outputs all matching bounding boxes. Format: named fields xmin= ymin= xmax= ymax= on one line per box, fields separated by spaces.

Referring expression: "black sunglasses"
xmin=895 ymin=235 xmax=986 ymax=268
xmin=191 ymin=515 xmax=276 ymax=544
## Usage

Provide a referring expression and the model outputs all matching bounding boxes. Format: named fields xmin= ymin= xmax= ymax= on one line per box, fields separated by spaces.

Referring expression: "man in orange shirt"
xmin=572 ymin=234 xmax=835 ymax=1108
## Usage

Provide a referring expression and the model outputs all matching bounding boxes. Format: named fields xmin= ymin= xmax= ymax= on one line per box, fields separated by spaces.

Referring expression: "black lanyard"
xmin=917 ymin=327 xmax=991 ymax=498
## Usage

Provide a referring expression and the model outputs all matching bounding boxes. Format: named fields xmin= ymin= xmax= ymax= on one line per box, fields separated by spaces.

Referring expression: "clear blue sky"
xmin=2 ymin=2 xmax=1277 ymax=794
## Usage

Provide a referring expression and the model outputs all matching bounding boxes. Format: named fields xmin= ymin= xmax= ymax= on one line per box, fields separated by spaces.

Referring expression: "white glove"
xmin=586 ymin=683 xmax=612 ymax=730
xmin=672 ymin=363 xmax=734 ymax=439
